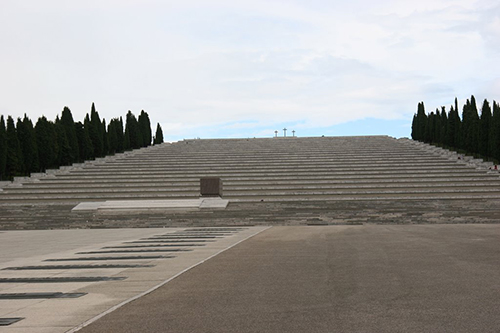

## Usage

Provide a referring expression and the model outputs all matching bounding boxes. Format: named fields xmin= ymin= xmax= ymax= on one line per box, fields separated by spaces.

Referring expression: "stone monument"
xmin=200 ymin=177 xmax=223 ymax=197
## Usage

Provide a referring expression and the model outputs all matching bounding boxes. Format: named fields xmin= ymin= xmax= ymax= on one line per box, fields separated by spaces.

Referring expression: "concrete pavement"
xmin=78 ymin=225 xmax=500 ymax=333
xmin=0 ymin=227 xmax=267 ymax=332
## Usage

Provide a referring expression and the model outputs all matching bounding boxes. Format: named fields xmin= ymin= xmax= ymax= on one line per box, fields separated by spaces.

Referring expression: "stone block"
xmin=0 ymin=181 xmax=11 ymax=189
xmin=200 ymin=177 xmax=223 ymax=197
xmin=13 ymin=177 xmax=29 ymax=183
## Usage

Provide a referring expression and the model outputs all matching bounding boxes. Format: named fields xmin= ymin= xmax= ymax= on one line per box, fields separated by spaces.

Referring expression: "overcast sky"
xmin=1 ymin=0 xmax=499 ymax=141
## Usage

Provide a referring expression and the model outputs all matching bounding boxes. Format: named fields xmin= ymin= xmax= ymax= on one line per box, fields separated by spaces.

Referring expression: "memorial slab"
xmin=72 ymin=198 xmax=229 ymax=212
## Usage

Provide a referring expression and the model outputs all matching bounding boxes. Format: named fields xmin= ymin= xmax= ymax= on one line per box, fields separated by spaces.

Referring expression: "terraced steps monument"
xmin=1 ymin=135 xmax=500 ymax=228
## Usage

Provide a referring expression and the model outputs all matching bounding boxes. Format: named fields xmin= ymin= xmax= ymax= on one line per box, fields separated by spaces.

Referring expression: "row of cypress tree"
xmin=0 ymin=103 xmax=164 ymax=180
xmin=411 ymin=96 xmax=500 ymax=163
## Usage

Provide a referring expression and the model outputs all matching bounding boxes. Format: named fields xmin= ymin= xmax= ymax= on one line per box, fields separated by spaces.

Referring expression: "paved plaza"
xmin=1 ymin=225 xmax=500 ymax=332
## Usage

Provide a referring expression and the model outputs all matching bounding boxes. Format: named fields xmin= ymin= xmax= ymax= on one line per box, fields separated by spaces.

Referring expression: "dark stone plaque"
xmin=200 ymin=177 xmax=223 ymax=197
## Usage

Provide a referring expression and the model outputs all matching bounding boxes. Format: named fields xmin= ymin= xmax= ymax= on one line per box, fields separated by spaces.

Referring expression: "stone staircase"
xmin=1 ymin=135 xmax=500 ymax=228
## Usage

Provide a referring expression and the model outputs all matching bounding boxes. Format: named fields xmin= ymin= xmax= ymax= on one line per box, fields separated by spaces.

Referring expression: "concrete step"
xmin=15 ymin=179 xmax=500 ymax=189
xmin=4 ymin=181 xmax=500 ymax=193
xmin=2 ymin=187 xmax=500 ymax=203
xmin=47 ymin=169 xmax=489 ymax=179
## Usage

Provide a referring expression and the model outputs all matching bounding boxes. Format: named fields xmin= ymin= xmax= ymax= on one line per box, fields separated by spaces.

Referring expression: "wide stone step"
xmin=3 ymin=183 xmax=500 ymax=196
xmin=115 ymin=154 xmax=444 ymax=164
xmin=29 ymin=173 xmax=499 ymax=184
xmin=17 ymin=178 xmax=500 ymax=189
xmin=37 ymin=171 xmax=497 ymax=182
xmin=2 ymin=187 xmax=500 ymax=202
xmin=86 ymin=158 xmax=459 ymax=168
xmin=75 ymin=163 xmax=466 ymax=173
xmin=51 ymin=169 xmax=487 ymax=179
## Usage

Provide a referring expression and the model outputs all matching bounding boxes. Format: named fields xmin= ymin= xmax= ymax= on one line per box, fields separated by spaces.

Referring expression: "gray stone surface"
xmin=78 ymin=225 xmax=500 ymax=333
xmin=71 ymin=198 xmax=229 ymax=212
xmin=0 ymin=227 xmax=266 ymax=332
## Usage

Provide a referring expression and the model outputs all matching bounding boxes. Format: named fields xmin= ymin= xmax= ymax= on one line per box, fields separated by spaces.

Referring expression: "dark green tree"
xmin=55 ymin=123 xmax=72 ymax=166
xmin=35 ymin=116 xmax=58 ymax=171
xmin=116 ymin=117 xmax=124 ymax=153
xmin=124 ymin=127 xmax=130 ymax=150
xmin=411 ymin=114 xmax=418 ymax=140
xmin=75 ymin=120 xmax=94 ymax=161
xmin=462 ymin=96 xmax=480 ymax=154
xmin=479 ymin=99 xmax=492 ymax=158
xmin=5 ymin=116 xmax=24 ymax=178
xmin=153 ymin=123 xmax=164 ymax=145
xmin=433 ymin=108 xmax=442 ymax=144
xmin=16 ymin=115 xmax=39 ymax=174
xmin=138 ymin=110 xmax=152 ymax=147
xmin=425 ymin=111 xmax=436 ymax=143
xmin=60 ymin=107 xmax=79 ymax=162
xmin=102 ymin=119 xmax=109 ymax=156
xmin=0 ymin=116 xmax=7 ymax=179
xmin=452 ymin=98 xmax=462 ymax=149
xmin=124 ymin=111 xmax=141 ymax=149
xmin=107 ymin=119 xmax=118 ymax=155
xmin=490 ymin=101 xmax=500 ymax=163
xmin=446 ymin=105 xmax=460 ymax=148
xmin=439 ymin=106 xmax=447 ymax=145
xmin=88 ymin=103 xmax=104 ymax=158
xmin=411 ymin=102 xmax=427 ymax=141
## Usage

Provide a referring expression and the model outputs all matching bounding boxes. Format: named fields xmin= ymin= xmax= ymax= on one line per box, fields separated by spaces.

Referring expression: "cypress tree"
xmin=411 ymin=102 xmax=427 ymax=141
xmin=76 ymin=120 xmax=93 ymax=161
xmin=5 ymin=116 xmax=24 ymax=178
xmin=461 ymin=99 xmax=470 ymax=151
xmin=428 ymin=112 xmax=437 ymax=143
xmin=490 ymin=101 xmax=500 ymax=163
xmin=60 ymin=107 xmax=79 ymax=163
xmin=124 ymin=126 xmax=130 ymax=151
xmin=470 ymin=95 xmax=480 ymax=154
xmin=116 ymin=117 xmax=124 ymax=153
xmin=153 ymin=123 xmax=164 ymax=145
xmin=124 ymin=111 xmax=141 ymax=149
xmin=55 ymin=123 xmax=72 ymax=166
xmin=35 ymin=116 xmax=58 ymax=171
xmin=433 ymin=108 xmax=441 ymax=144
xmin=453 ymin=105 xmax=462 ymax=150
xmin=446 ymin=105 xmax=459 ymax=148
xmin=462 ymin=97 xmax=480 ymax=153
xmin=138 ymin=110 xmax=152 ymax=147
xmin=107 ymin=119 xmax=118 ymax=155
xmin=102 ymin=119 xmax=109 ymax=156
xmin=0 ymin=116 xmax=7 ymax=180
xmin=411 ymin=114 xmax=418 ymax=140
xmin=479 ymin=99 xmax=491 ymax=158
xmin=88 ymin=103 xmax=104 ymax=158
xmin=418 ymin=102 xmax=427 ymax=141
xmin=82 ymin=115 xmax=95 ymax=160
xmin=17 ymin=115 xmax=39 ymax=174
xmin=440 ymin=106 xmax=447 ymax=146
xmin=453 ymin=97 xmax=462 ymax=149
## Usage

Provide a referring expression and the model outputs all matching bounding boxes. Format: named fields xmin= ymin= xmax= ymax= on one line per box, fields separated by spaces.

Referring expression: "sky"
xmin=1 ymin=0 xmax=499 ymax=142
